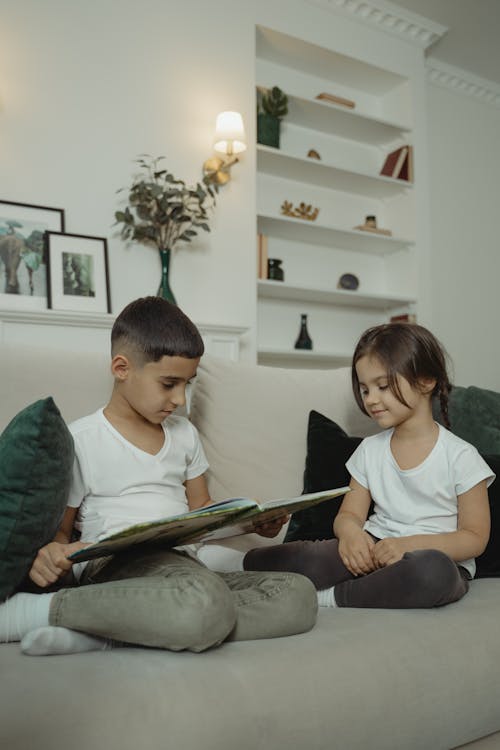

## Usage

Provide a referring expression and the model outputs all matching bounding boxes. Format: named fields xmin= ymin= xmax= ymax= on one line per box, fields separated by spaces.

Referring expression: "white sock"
xmin=0 ymin=593 xmax=53 ymax=642
xmin=21 ymin=627 xmax=117 ymax=656
xmin=317 ymin=586 xmax=337 ymax=607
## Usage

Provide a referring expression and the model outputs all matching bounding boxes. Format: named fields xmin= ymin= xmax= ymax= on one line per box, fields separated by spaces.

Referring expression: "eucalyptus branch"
xmin=115 ymin=156 xmax=216 ymax=254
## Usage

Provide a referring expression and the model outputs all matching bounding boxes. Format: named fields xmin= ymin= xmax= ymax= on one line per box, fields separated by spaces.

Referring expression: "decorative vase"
xmin=294 ymin=314 xmax=313 ymax=350
xmin=267 ymin=258 xmax=284 ymax=281
xmin=257 ymin=113 xmax=280 ymax=148
xmin=157 ymin=248 xmax=176 ymax=304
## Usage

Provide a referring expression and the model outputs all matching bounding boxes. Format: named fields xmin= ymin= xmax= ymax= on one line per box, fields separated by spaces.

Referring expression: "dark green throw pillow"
xmin=475 ymin=454 xmax=500 ymax=578
xmin=0 ymin=398 xmax=74 ymax=601
xmin=285 ymin=409 xmax=500 ymax=579
xmin=285 ymin=410 xmax=361 ymax=543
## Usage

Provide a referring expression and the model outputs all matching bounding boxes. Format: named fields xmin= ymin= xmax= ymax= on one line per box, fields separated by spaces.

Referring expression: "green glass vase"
xmin=157 ymin=248 xmax=176 ymax=304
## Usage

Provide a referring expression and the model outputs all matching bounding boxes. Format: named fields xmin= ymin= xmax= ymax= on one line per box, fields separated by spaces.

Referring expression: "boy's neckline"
xmin=101 ymin=407 xmax=169 ymax=457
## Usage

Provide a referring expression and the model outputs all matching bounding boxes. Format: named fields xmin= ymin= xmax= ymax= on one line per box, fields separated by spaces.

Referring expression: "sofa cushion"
xmin=285 ymin=410 xmax=361 ymax=542
xmin=434 ymin=385 xmax=500 ymax=455
xmin=285 ymin=410 xmax=500 ymax=578
xmin=0 ymin=397 xmax=74 ymax=601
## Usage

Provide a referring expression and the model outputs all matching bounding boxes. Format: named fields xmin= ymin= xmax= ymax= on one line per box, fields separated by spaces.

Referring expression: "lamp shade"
xmin=213 ymin=111 xmax=246 ymax=155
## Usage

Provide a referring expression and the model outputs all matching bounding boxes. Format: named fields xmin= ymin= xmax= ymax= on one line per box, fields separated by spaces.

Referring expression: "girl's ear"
xmin=110 ymin=354 xmax=131 ymax=381
xmin=419 ymin=377 xmax=437 ymax=395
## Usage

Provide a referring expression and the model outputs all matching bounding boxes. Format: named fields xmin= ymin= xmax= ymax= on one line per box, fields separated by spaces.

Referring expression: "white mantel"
xmin=0 ymin=310 xmax=247 ymax=362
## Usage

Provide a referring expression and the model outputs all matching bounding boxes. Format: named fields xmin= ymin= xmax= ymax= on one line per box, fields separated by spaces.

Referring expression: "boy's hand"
xmin=338 ymin=530 xmax=376 ymax=576
xmin=29 ymin=541 xmax=89 ymax=588
xmin=254 ymin=514 xmax=290 ymax=538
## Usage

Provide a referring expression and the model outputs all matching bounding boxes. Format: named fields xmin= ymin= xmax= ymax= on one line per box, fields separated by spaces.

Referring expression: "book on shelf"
xmin=315 ymin=92 xmax=355 ymax=109
xmin=257 ymin=232 xmax=268 ymax=279
xmin=397 ymin=145 xmax=414 ymax=182
xmin=390 ymin=313 xmax=417 ymax=324
xmin=68 ymin=487 xmax=349 ymax=563
xmin=380 ymin=146 xmax=408 ymax=179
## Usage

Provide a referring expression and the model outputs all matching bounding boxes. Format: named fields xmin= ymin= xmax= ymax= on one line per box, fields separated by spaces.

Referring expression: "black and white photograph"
xmin=46 ymin=231 xmax=111 ymax=313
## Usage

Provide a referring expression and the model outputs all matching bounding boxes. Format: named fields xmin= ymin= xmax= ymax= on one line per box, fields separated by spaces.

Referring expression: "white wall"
xmin=1 ymin=0 xmax=432 ymax=367
xmin=426 ymin=81 xmax=500 ymax=389
xmin=0 ymin=0 xmax=257 ymax=357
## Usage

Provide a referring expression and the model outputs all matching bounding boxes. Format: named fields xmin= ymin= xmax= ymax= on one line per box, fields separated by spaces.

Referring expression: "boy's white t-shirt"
xmin=67 ymin=409 xmax=209 ymax=544
xmin=346 ymin=424 xmax=495 ymax=577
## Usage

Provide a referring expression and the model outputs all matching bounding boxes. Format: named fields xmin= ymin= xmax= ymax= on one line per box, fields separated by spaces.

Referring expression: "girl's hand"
xmin=372 ymin=537 xmax=408 ymax=567
xmin=254 ymin=514 xmax=290 ymax=538
xmin=338 ymin=531 xmax=376 ymax=576
xmin=29 ymin=541 xmax=89 ymax=588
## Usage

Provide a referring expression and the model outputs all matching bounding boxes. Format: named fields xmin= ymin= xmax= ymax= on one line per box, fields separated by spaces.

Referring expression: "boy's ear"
xmin=110 ymin=354 xmax=131 ymax=381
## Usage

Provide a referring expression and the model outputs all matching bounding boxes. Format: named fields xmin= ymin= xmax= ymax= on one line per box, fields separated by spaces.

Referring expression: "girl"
xmin=244 ymin=323 xmax=494 ymax=609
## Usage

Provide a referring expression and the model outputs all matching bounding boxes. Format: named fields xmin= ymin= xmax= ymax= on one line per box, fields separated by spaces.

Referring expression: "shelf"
xmin=257 ymin=213 xmax=413 ymax=255
xmin=256 ymin=26 xmax=408 ymax=98
xmin=257 ymin=145 xmax=413 ymax=198
xmin=258 ymin=347 xmax=352 ymax=367
xmin=260 ymin=88 xmax=410 ymax=146
xmin=258 ymin=280 xmax=415 ymax=310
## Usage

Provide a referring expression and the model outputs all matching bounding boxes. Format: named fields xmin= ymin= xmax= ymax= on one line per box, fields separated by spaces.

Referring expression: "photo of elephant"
xmin=0 ymin=215 xmax=48 ymax=297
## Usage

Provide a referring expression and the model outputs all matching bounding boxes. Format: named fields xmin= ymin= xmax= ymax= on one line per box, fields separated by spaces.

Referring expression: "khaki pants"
xmin=49 ymin=547 xmax=317 ymax=651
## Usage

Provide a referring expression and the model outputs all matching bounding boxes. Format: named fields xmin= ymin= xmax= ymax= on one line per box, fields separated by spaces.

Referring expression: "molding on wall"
xmin=427 ymin=58 xmax=500 ymax=108
xmin=0 ymin=309 xmax=114 ymax=329
xmin=305 ymin=0 xmax=447 ymax=49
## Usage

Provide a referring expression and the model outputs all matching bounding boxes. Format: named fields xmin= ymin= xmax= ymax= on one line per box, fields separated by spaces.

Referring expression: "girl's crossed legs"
xmin=244 ymin=538 xmax=470 ymax=608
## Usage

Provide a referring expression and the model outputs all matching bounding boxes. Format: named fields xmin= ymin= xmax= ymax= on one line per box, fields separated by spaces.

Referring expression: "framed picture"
xmin=0 ymin=199 xmax=65 ymax=310
xmin=46 ymin=232 xmax=111 ymax=314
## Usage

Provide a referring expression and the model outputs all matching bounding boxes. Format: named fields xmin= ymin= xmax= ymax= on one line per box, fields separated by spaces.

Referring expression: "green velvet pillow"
xmin=434 ymin=385 xmax=500 ymax=455
xmin=0 ymin=398 xmax=74 ymax=601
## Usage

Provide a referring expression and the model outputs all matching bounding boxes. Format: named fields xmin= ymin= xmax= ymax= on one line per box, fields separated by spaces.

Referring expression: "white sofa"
xmin=1 ymin=344 xmax=500 ymax=750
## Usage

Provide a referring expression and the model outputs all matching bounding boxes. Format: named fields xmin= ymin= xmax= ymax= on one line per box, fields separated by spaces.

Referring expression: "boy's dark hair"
xmin=111 ymin=296 xmax=204 ymax=363
xmin=351 ymin=322 xmax=452 ymax=428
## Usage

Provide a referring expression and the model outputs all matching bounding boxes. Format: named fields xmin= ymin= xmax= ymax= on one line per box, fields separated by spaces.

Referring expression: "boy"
xmin=0 ymin=297 xmax=316 ymax=655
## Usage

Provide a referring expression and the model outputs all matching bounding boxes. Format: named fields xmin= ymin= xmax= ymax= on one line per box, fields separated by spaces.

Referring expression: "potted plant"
xmin=257 ymin=86 xmax=288 ymax=149
xmin=114 ymin=155 xmax=216 ymax=304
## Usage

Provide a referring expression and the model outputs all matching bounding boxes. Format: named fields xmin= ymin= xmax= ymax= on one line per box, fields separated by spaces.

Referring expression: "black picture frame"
xmin=0 ymin=199 xmax=65 ymax=309
xmin=46 ymin=231 xmax=111 ymax=314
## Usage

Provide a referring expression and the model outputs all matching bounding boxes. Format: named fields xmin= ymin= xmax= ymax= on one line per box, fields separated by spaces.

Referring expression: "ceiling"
xmin=392 ymin=0 xmax=500 ymax=84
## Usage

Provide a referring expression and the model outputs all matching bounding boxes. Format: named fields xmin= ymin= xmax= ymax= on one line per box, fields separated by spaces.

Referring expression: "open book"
xmin=68 ymin=486 xmax=349 ymax=563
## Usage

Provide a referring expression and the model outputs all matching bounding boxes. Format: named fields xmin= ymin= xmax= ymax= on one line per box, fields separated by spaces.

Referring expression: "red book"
xmin=380 ymin=146 xmax=408 ymax=178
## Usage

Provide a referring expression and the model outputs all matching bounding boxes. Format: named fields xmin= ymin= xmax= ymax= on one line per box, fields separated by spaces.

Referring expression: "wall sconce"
xmin=203 ymin=111 xmax=246 ymax=186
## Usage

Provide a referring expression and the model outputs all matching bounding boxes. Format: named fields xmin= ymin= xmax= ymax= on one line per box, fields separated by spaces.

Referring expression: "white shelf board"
xmin=257 ymin=213 xmax=414 ymax=255
xmin=256 ymin=26 xmax=407 ymax=97
xmin=257 ymin=145 xmax=413 ymax=198
xmin=258 ymin=280 xmax=415 ymax=310
xmin=258 ymin=347 xmax=352 ymax=367
xmin=284 ymin=91 xmax=410 ymax=145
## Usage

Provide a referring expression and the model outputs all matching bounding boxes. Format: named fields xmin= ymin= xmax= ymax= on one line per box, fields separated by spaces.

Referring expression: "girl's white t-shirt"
xmin=67 ymin=408 xmax=209 ymax=544
xmin=346 ymin=424 xmax=495 ymax=577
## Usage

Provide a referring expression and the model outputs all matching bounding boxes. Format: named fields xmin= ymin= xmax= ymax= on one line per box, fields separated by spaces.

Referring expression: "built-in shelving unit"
xmin=255 ymin=25 xmax=418 ymax=368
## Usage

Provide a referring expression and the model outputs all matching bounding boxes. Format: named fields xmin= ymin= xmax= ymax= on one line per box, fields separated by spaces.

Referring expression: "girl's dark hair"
xmin=111 ymin=296 xmax=204 ymax=363
xmin=351 ymin=323 xmax=452 ymax=428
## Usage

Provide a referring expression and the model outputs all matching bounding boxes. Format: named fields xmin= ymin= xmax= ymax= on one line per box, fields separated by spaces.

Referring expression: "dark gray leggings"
xmin=244 ymin=539 xmax=470 ymax=608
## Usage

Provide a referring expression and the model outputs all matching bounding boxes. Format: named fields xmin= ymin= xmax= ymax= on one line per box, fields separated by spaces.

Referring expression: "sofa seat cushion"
xmin=0 ymin=397 xmax=74 ymax=601
xmin=1 ymin=579 xmax=500 ymax=750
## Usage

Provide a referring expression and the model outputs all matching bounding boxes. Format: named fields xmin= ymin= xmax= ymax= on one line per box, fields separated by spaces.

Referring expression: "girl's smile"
xmin=355 ymin=354 xmax=435 ymax=431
